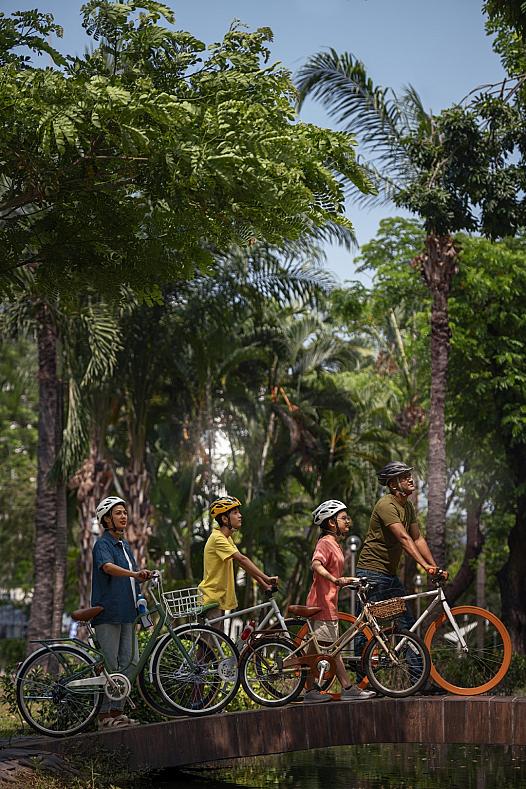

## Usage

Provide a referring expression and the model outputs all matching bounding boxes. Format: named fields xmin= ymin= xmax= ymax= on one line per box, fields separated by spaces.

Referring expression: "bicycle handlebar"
xmin=263 ymin=585 xmax=279 ymax=599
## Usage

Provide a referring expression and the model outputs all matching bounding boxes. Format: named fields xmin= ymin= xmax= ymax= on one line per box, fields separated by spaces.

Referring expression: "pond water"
xmin=153 ymin=744 xmax=526 ymax=789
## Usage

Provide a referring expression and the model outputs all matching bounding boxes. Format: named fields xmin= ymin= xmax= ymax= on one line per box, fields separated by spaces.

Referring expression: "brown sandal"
xmin=112 ymin=714 xmax=140 ymax=726
xmin=98 ymin=716 xmax=130 ymax=730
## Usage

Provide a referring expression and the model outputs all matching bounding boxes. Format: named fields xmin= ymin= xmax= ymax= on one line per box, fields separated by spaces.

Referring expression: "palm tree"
xmin=2 ymin=279 xmax=123 ymax=636
xmin=297 ymin=51 xmax=472 ymax=568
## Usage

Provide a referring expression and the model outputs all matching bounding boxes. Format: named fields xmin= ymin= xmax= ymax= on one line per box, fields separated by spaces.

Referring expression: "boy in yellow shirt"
xmin=198 ymin=496 xmax=278 ymax=621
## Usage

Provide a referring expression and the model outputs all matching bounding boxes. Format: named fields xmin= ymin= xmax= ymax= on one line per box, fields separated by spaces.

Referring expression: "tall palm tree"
xmin=297 ymin=51 xmax=468 ymax=568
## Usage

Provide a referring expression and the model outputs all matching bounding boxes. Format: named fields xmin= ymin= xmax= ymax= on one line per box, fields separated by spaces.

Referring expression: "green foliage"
xmin=0 ymin=638 xmax=25 ymax=669
xmin=296 ymin=50 xmax=524 ymax=240
xmin=0 ymin=336 xmax=37 ymax=590
xmin=449 ymin=235 xmax=526 ymax=445
xmin=0 ymin=1 xmax=370 ymax=299
xmin=0 ymin=9 xmax=65 ymax=67
xmin=495 ymin=652 xmax=526 ymax=695
xmin=0 ymin=667 xmax=17 ymax=711
xmin=484 ymin=0 xmax=526 ymax=73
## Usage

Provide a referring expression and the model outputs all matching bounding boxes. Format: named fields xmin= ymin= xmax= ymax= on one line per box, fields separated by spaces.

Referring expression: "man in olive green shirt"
xmin=354 ymin=461 xmax=447 ymax=676
xmin=358 ymin=476 xmax=437 ymax=578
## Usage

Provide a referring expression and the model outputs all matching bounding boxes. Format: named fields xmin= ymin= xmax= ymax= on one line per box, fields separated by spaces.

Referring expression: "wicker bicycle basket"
xmin=162 ymin=587 xmax=204 ymax=618
xmin=368 ymin=597 xmax=406 ymax=622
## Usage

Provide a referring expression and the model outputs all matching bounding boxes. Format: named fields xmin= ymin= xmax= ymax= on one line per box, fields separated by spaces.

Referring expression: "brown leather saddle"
xmin=287 ymin=605 xmax=322 ymax=619
xmin=71 ymin=605 xmax=104 ymax=622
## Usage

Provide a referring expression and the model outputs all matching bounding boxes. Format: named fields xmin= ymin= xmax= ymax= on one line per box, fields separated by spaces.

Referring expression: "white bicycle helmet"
xmin=312 ymin=499 xmax=347 ymax=527
xmin=96 ymin=496 xmax=127 ymax=526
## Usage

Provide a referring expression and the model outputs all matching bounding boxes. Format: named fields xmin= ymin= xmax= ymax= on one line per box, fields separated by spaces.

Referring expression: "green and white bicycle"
xmin=15 ymin=573 xmax=239 ymax=737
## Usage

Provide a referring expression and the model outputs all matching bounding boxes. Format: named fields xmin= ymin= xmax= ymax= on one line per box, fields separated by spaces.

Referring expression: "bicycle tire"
xmin=363 ymin=629 xmax=431 ymax=697
xmin=152 ymin=624 xmax=240 ymax=716
xmin=240 ymin=637 xmax=307 ymax=707
xmin=16 ymin=644 xmax=102 ymax=737
xmin=424 ymin=605 xmax=512 ymax=695
xmin=136 ymin=664 xmax=182 ymax=718
xmin=294 ymin=613 xmax=373 ymax=691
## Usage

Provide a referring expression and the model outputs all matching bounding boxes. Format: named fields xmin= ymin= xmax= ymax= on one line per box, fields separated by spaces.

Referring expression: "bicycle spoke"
xmin=426 ymin=607 xmax=511 ymax=694
xmin=364 ymin=630 xmax=430 ymax=697
xmin=241 ymin=638 xmax=305 ymax=707
xmin=16 ymin=647 xmax=102 ymax=737
xmin=154 ymin=626 xmax=239 ymax=715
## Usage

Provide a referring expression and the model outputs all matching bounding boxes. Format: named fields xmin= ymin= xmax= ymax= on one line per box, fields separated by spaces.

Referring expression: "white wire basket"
xmin=162 ymin=587 xmax=204 ymax=618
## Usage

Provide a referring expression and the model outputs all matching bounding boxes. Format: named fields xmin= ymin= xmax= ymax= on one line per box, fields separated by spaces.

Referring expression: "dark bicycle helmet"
xmin=377 ymin=462 xmax=413 ymax=486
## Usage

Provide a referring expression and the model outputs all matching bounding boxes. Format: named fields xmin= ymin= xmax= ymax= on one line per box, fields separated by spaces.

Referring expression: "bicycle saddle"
xmin=71 ymin=605 xmax=104 ymax=622
xmin=287 ymin=605 xmax=322 ymax=619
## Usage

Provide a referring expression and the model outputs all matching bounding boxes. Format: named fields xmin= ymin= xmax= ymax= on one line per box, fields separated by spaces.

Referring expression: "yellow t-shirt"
xmin=198 ymin=528 xmax=238 ymax=610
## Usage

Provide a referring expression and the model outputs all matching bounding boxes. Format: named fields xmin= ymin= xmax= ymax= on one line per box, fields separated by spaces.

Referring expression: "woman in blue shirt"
xmin=91 ymin=496 xmax=152 ymax=729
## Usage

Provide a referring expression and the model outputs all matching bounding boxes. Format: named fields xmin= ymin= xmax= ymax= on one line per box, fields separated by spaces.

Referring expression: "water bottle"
xmin=136 ymin=594 xmax=153 ymax=629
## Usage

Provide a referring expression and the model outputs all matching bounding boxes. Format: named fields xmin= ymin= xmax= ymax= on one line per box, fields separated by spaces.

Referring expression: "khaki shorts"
xmin=312 ymin=619 xmax=339 ymax=644
xmin=205 ymin=606 xmax=223 ymax=631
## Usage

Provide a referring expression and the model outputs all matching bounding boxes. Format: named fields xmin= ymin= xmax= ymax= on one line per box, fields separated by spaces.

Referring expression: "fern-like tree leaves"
xmin=0 ymin=3 xmax=372 ymax=299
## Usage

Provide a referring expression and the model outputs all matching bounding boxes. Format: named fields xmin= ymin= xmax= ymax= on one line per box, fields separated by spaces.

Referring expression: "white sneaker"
xmin=340 ymin=685 xmax=376 ymax=700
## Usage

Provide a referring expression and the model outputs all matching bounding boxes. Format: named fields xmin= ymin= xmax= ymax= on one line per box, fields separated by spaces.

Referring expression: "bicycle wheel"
xmin=363 ymin=629 xmax=431 ymax=697
xmin=152 ymin=624 xmax=240 ymax=716
xmin=137 ymin=665 xmax=182 ymax=718
xmin=16 ymin=644 xmax=102 ymax=737
xmin=240 ymin=637 xmax=307 ymax=707
xmin=424 ymin=606 xmax=512 ymax=695
xmin=294 ymin=613 xmax=373 ymax=692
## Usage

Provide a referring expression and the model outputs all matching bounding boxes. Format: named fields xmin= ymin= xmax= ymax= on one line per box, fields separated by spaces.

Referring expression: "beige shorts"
xmin=205 ymin=606 xmax=223 ymax=631
xmin=312 ymin=619 xmax=339 ymax=644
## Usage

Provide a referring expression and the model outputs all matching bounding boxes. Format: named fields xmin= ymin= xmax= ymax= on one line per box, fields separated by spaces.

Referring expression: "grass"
xmin=0 ymin=696 xmax=155 ymax=788
xmin=0 ymin=696 xmax=31 ymax=740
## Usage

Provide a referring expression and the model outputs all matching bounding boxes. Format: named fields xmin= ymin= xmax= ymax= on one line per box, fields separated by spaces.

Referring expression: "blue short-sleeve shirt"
xmin=90 ymin=530 xmax=140 ymax=625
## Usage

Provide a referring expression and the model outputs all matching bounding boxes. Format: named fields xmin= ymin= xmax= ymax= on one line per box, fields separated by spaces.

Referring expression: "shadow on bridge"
xmin=40 ymin=696 xmax=526 ymax=771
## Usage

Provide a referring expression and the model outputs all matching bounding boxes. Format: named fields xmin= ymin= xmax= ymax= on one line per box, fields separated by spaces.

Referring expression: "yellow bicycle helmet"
xmin=210 ymin=496 xmax=242 ymax=520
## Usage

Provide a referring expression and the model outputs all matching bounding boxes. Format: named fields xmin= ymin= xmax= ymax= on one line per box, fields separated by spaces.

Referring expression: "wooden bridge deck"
xmin=31 ymin=696 xmax=526 ymax=771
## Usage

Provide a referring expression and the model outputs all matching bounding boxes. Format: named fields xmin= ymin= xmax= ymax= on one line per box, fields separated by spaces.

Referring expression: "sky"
xmin=2 ymin=0 xmax=506 ymax=281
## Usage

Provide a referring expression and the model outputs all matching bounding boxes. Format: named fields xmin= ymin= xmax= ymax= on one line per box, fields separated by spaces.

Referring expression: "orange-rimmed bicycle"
xmin=298 ymin=571 xmax=512 ymax=696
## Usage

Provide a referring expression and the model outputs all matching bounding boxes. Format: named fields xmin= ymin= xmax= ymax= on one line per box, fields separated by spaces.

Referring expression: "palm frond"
xmin=400 ymin=84 xmax=432 ymax=134
xmin=301 ymin=217 xmax=357 ymax=251
xmin=296 ymin=50 xmax=425 ymax=193
xmin=79 ymin=304 xmax=122 ymax=389
xmin=297 ymin=50 xmax=407 ymax=150
xmin=343 ymin=158 xmax=403 ymax=209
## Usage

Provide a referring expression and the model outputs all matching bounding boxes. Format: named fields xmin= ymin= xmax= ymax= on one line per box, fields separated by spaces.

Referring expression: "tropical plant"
xmin=296 ymin=50 xmax=523 ymax=569
xmin=0 ymin=0 xmax=372 ymax=643
xmin=0 ymin=1 xmax=371 ymax=299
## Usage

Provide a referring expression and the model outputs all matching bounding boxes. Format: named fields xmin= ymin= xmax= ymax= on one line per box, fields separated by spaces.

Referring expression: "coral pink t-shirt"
xmin=306 ymin=535 xmax=344 ymax=620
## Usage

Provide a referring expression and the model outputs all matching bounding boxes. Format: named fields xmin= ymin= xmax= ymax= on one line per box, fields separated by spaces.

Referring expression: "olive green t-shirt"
xmin=357 ymin=494 xmax=418 ymax=576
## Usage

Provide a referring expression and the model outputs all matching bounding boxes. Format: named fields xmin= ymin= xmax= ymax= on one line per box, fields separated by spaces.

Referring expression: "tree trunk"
xmin=417 ymin=234 xmax=458 ymax=570
xmin=69 ymin=429 xmax=114 ymax=609
xmin=284 ymin=520 xmax=317 ymax=608
xmin=402 ymin=471 xmax=420 ymax=616
xmin=52 ymin=481 xmax=68 ymax=638
xmin=182 ymin=456 xmax=199 ymax=583
xmin=51 ymin=379 xmax=67 ymax=639
xmin=27 ymin=303 xmax=58 ymax=649
xmin=123 ymin=463 xmax=152 ymax=568
xmin=426 ymin=286 xmax=449 ymax=569
xmin=497 ymin=442 xmax=526 ymax=653
xmin=445 ymin=499 xmax=484 ymax=605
